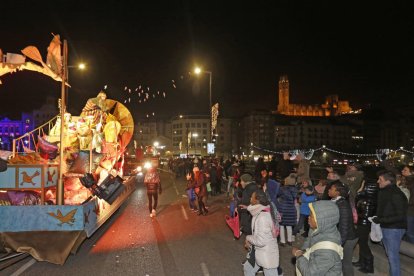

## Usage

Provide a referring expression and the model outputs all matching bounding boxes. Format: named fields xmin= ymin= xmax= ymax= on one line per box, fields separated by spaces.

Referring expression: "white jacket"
xmin=246 ymin=205 xmax=279 ymax=269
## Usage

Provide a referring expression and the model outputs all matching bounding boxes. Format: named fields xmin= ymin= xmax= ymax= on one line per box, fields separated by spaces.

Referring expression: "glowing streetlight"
xmin=68 ymin=63 xmax=86 ymax=70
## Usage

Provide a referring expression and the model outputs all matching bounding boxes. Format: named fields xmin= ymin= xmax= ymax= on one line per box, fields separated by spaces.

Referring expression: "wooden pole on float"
xmin=57 ymin=39 xmax=67 ymax=205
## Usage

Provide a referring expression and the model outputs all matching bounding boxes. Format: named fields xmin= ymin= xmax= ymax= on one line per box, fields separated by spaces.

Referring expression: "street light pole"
xmin=207 ymin=71 xmax=212 ymax=143
xmin=194 ymin=68 xmax=213 ymax=143
xmin=57 ymin=39 xmax=68 ymax=205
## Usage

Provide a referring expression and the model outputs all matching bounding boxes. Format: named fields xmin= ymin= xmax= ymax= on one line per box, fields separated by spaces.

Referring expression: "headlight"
xmin=144 ymin=162 xmax=152 ymax=169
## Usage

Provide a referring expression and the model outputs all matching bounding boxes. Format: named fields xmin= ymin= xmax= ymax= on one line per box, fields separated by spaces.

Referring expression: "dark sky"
xmin=1 ymin=1 xmax=414 ymax=119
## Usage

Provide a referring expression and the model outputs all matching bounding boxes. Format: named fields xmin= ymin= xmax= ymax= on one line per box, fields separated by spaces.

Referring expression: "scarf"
xmin=331 ymin=196 xmax=342 ymax=202
xmin=247 ymin=204 xmax=268 ymax=216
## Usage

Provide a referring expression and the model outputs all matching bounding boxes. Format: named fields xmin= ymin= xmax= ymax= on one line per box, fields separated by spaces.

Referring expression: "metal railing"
xmin=12 ymin=115 xmax=59 ymax=158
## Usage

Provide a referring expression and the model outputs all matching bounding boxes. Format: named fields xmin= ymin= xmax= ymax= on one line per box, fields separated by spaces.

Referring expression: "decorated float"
xmin=0 ymin=35 xmax=136 ymax=265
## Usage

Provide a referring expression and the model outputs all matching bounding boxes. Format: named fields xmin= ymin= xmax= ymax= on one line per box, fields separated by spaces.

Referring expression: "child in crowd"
xmin=293 ymin=186 xmax=316 ymax=238
xmin=292 ymin=200 xmax=343 ymax=275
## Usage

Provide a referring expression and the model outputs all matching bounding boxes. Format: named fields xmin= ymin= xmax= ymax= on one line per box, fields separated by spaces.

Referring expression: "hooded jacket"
xmin=297 ymin=200 xmax=342 ymax=276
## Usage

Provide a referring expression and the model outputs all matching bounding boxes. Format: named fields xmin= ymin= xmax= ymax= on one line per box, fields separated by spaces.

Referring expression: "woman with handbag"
xmin=243 ymin=190 xmax=280 ymax=276
xmin=191 ymin=166 xmax=208 ymax=216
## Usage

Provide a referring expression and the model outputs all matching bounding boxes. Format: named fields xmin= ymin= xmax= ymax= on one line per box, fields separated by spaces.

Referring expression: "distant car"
xmin=124 ymin=158 xmax=155 ymax=184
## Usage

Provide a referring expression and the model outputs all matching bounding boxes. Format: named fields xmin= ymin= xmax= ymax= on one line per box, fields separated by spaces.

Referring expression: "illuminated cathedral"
xmin=276 ymin=75 xmax=353 ymax=116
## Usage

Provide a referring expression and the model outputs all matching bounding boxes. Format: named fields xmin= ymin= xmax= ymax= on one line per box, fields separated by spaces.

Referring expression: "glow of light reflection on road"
xmin=90 ymin=201 xmax=210 ymax=254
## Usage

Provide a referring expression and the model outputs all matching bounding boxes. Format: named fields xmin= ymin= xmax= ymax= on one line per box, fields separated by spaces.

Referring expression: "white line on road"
xmin=181 ymin=205 xmax=188 ymax=220
xmin=10 ymin=258 xmax=36 ymax=276
xmin=200 ymin=262 xmax=210 ymax=276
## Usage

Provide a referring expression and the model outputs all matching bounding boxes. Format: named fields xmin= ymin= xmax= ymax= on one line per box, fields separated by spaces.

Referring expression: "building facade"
xmin=238 ymin=110 xmax=275 ymax=156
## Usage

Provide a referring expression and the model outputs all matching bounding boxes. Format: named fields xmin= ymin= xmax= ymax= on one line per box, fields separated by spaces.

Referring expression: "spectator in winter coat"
xmin=321 ymin=170 xmax=341 ymax=200
xmin=277 ymin=175 xmax=297 ymax=246
xmin=243 ymin=190 xmax=280 ymax=276
xmin=295 ymin=153 xmax=310 ymax=183
xmin=254 ymin=157 xmax=267 ymax=183
xmin=293 ymin=186 xmax=316 ymax=238
xmin=186 ymin=171 xmax=197 ymax=212
xmin=373 ymin=171 xmax=407 ymax=276
xmin=276 ymin=152 xmax=293 ymax=182
xmin=191 ymin=166 xmax=208 ymax=216
xmin=238 ymin=173 xmax=258 ymax=235
xmin=314 ymin=179 xmax=327 ymax=200
xmin=262 ymin=169 xmax=281 ymax=206
xmin=353 ymin=179 xmax=378 ymax=273
xmin=401 ymin=165 xmax=414 ymax=243
xmin=292 ymin=200 xmax=343 ymax=276
xmin=328 ymin=181 xmax=358 ymax=276
xmin=327 ymin=163 xmax=364 ymax=200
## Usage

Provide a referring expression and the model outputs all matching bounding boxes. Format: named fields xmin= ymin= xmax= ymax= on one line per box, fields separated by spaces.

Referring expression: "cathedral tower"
xmin=277 ymin=75 xmax=289 ymax=113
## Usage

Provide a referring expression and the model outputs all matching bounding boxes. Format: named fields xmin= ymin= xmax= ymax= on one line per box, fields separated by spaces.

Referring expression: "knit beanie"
xmin=240 ymin=173 xmax=253 ymax=183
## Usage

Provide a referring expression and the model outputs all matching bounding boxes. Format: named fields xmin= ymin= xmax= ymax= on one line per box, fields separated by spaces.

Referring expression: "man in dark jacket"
xmin=401 ymin=165 xmax=414 ymax=243
xmin=353 ymin=179 xmax=378 ymax=273
xmin=373 ymin=171 xmax=407 ymax=276
xmin=276 ymin=152 xmax=293 ymax=182
xmin=238 ymin=173 xmax=258 ymax=235
xmin=329 ymin=181 xmax=358 ymax=276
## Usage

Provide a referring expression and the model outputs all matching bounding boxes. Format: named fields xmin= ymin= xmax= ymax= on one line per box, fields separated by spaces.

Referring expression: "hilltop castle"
xmin=276 ymin=75 xmax=352 ymax=116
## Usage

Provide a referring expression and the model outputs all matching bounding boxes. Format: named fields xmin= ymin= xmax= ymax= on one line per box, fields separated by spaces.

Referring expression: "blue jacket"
xmin=300 ymin=193 xmax=316 ymax=216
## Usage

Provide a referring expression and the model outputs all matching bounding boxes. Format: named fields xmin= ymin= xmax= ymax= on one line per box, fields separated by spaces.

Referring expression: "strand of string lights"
xmin=251 ymin=145 xmax=413 ymax=160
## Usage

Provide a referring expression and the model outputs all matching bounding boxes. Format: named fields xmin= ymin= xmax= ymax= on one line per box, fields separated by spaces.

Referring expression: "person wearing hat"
xmin=238 ymin=173 xmax=258 ymax=235
xmin=327 ymin=163 xmax=364 ymax=202
xmin=278 ymin=175 xmax=298 ymax=246
xmin=295 ymin=153 xmax=310 ymax=184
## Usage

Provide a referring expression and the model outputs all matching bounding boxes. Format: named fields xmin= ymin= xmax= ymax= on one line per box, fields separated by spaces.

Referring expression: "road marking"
xmin=181 ymin=205 xmax=188 ymax=220
xmin=200 ymin=262 xmax=210 ymax=276
xmin=10 ymin=258 xmax=36 ymax=276
xmin=174 ymin=186 xmax=179 ymax=195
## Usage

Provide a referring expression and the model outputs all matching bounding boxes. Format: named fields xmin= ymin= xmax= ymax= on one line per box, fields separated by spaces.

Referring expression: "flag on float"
xmin=46 ymin=34 xmax=62 ymax=75
xmin=5 ymin=53 xmax=26 ymax=64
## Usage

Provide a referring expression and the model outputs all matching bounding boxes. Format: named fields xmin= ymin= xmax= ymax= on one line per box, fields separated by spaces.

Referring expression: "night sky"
xmin=1 ymin=1 xmax=414 ymax=119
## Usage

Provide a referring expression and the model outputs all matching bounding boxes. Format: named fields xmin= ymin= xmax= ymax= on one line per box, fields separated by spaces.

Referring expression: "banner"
xmin=211 ymin=103 xmax=219 ymax=138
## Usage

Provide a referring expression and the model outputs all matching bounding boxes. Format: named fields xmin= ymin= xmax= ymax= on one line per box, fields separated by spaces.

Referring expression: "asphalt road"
xmin=3 ymin=171 xmax=298 ymax=276
xmin=4 ymin=170 xmax=413 ymax=275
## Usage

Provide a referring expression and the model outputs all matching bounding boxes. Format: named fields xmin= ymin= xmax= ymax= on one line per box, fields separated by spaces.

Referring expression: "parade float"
xmin=0 ymin=35 xmax=136 ymax=265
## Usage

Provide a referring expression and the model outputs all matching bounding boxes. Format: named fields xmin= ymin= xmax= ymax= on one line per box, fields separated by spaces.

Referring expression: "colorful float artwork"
xmin=0 ymin=88 xmax=136 ymax=264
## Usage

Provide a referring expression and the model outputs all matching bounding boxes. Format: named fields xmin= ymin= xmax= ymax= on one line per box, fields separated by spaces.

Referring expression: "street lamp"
xmin=68 ymin=63 xmax=86 ymax=70
xmin=192 ymin=133 xmax=199 ymax=155
xmin=194 ymin=67 xmax=213 ymax=143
